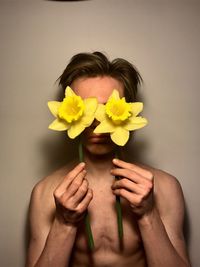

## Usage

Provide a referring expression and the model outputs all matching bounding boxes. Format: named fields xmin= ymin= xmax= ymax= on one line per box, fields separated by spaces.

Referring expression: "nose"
xmin=90 ymin=119 xmax=100 ymax=129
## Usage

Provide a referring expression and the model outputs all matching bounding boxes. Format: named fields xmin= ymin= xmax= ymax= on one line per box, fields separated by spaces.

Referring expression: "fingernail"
xmin=80 ymin=162 xmax=85 ymax=167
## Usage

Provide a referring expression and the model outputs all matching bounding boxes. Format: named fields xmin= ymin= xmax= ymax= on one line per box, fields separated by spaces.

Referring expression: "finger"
xmin=71 ymin=179 xmax=89 ymax=205
xmin=113 ymin=188 xmax=142 ymax=207
xmin=111 ymin=167 xmax=147 ymax=184
xmin=112 ymin=178 xmax=143 ymax=194
xmin=76 ymin=188 xmax=93 ymax=214
xmin=66 ymin=170 xmax=87 ymax=197
xmin=113 ymin=159 xmax=153 ymax=180
xmin=55 ymin=163 xmax=86 ymax=196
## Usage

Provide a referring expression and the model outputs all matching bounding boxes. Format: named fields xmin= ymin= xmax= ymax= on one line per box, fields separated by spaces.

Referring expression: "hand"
xmin=111 ymin=159 xmax=154 ymax=219
xmin=53 ymin=163 xmax=93 ymax=225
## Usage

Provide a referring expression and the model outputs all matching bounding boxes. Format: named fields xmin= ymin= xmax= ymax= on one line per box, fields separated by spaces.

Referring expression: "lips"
xmin=88 ymin=134 xmax=110 ymax=143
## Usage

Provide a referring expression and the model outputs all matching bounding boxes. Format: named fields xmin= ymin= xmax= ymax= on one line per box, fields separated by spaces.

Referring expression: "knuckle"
xmin=88 ymin=189 xmax=93 ymax=198
xmin=54 ymin=188 xmax=64 ymax=200
xmin=82 ymin=179 xmax=88 ymax=188
xmin=147 ymin=180 xmax=153 ymax=190
xmin=59 ymin=195 xmax=67 ymax=206
xmin=144 ymin=188 xmax=150 ymax=196
xmin=118 ymin=188 xmax=124 ymax=195
xmin=146 ymin=171 xmax=154 ymax=180
xmin=64 ymin=202 xmax=75 ymax=211
xmin=84 ymin=179 xmax=89 ymax=186
xmin=53 ymin=189 xmax=60 ymax=198
xmin=73 ymin=180 xmax=82 ymax=188
xmin=79 ymin=181 xmax=88 ymax=192
xmin=79 ymin=185 xmax=87 ymax=194
xmin=120 ymin=178 xmax=128 ymax=187
xmin=142 ymin=189 xmax=149 ymax=198
xmin=127 ymin=169 xmax=133 ymax=178
xmin=145 ymin=180 xmax=153 ymax=192
xmin=115 ymin=180 xmax=121 ymax=187
xmin=75 ymin=206 xmax=84 ymax=215
xmin=135 ymin=195 xmax=143 ymax=206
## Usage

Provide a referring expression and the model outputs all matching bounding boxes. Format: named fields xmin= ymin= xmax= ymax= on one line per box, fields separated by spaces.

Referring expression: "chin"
xmin=83 ymin=143 xmax=116 ymax=157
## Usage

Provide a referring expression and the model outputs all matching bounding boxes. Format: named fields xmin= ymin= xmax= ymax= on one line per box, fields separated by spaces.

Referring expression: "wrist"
xmin=137 ymin=207 xmax=159 ymax=228
xmin=53 ymin=216 xmax=78 ymax=234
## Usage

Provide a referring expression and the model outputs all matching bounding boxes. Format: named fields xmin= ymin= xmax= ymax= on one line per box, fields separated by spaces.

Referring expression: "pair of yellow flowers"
xmin=48 ymin=86 xmax=148 ymax=146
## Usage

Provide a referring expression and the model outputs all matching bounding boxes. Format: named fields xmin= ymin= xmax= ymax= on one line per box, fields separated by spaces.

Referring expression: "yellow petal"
xmin=111 ymin=128 xmax=129 ymax=146
xmin=48 ymin=118 xmax=69 ymax=131
xmin=81 ymin=115 xmax=95 ymax=126
xmin=68 ymin=123 xmax=86 ymax=139
xmin=65 ymin=86 xmax=76 ymax=97
xmin=108 ymin=89 xmax=120 ymax=101
xmin=94 ymin=119 xmax=115 ymax=133
xmin=77 ymin=98 xmax=97 ymax=127
xmin=47 ymin=101 xmax=61 ymax=117
xmin=95 ymin=104 xmax=106 ymax=122
xmin=124 ymin=117 xmax=148 ymax=131
xmin=84 ymin=98 xmax=98 ymax=116
xmin=131 ymin=102 xmax=144 ymax=116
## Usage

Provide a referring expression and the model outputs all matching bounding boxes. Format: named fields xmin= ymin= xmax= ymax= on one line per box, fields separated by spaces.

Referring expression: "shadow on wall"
xmin=184 ymin=203 xmax=191 ymax=249
xmin=24 ymin=206 xmax=30 ymax=260
xmin=39 ymin=133 xmax=79 ymax=175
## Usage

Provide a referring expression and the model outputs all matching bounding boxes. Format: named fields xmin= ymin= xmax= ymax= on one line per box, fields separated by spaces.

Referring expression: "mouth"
xmin=88 ymin=134 xmax=111 ymax=144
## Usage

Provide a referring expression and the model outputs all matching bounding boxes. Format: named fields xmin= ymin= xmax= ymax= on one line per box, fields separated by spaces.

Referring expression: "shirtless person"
xmin=26 ymin=52 xmax=191 ymax=267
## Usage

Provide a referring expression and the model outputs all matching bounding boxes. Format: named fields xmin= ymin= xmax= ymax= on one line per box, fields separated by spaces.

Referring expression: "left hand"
xmin=111 ymin=158 xmax=154 ymax=219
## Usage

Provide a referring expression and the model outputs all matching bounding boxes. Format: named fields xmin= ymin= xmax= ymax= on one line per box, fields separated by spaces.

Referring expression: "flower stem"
xmin=78 ymin=141 xmax=84 ymax=162
xmin=115 ymin=149 xmax=123 ymax=240
xmin=85 ymin=211 xmax=95 ymax=250
xmin=78 ymin=142 xmax=94 ymax=250
xmin=115 ymin=180 xmax=123 ymax=240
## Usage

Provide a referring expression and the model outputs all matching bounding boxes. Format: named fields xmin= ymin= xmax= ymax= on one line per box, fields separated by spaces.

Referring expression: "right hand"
xmin=53 ymin=162 xmax=93 ymax=225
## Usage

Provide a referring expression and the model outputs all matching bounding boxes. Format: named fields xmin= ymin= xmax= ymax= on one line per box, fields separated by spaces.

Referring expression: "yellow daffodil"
xmin=94 ymin=90 xmax=148 ymax=146
xmin=48 ymin=86 xmax=98 ymax=139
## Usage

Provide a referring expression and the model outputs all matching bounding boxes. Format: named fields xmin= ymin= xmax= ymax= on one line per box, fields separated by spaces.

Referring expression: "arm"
xmin=26 ymin=162 xmax=93 ymax=267
xmin=137 ymin=179 xmax=190 ymax=267
xmin=111 ymin=159 xmax=191 ymax=267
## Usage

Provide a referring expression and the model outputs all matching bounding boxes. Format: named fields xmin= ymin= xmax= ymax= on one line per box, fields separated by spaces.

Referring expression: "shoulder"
xmin=137 ymin=162 xmax=183 ymax=195
xmin=28 ymin=161 xmax=77 ymax=237
xmin=152 ymin=167 xmax=183 ymax=197
xmin=31 ymin=160 xmax=77 ymax=203
xmin=153 ymin=167 xmax=184 ymax=206
xmin=29 ymin=161 xmax=77 ymax=222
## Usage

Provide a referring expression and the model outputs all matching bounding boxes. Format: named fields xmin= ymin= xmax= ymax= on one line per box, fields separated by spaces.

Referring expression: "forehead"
xmin=71 ymin=76 xmax=124 ymax=103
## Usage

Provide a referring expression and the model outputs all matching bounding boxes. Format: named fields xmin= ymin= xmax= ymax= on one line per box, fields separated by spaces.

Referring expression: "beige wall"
xmin=0 ymin=0 xmax=199 ymax=266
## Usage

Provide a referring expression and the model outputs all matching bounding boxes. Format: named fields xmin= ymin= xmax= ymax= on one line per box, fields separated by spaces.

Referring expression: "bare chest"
xmin=72 ymin=182 xmax=144 ymax=262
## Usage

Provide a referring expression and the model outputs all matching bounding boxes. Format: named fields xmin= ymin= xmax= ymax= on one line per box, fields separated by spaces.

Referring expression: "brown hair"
xmin=58 ymin=51 xmax=142 ymax=101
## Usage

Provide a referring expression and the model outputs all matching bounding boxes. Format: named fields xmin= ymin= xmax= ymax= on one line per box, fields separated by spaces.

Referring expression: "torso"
xmin=70 ymin=173 xmax=147 ymax=267
xmin=42 ymin=164 xmax=148 ymax=267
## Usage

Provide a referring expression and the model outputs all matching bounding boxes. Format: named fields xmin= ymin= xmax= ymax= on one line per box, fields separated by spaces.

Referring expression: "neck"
xmin=83 ymin=149 xmax=115 ymax=177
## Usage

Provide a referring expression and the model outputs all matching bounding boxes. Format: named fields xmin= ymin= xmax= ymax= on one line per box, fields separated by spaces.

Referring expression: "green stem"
xmin=78 ymin=141 xmax=84 ymax=162
xmin=115 ymin=149 xmax=123 ymax=240
xmin=78 ymin=142 xmax=95 ymax=250
xmin=116 ymin=193 xmax=123 ymax=239
xmin=85 ymin=211 xmax=95 ymax=250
